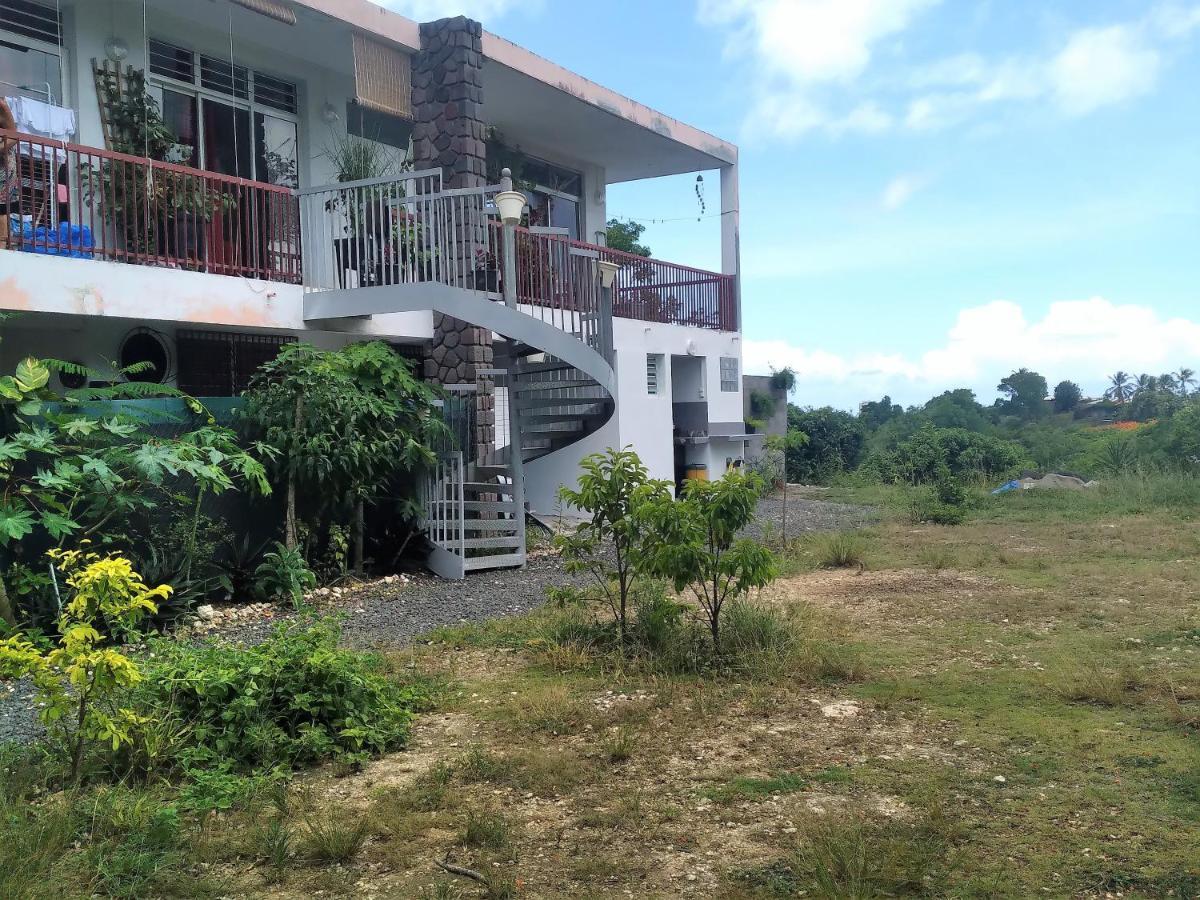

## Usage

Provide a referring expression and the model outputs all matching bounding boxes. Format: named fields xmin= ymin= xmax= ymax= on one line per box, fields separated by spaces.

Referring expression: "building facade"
xmin=0 ymin=0 xmax=747 ymax=576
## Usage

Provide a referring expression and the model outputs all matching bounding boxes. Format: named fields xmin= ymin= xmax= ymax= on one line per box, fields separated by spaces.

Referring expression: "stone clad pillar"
xmin=412 ymin=16 xmax=494 ymax=462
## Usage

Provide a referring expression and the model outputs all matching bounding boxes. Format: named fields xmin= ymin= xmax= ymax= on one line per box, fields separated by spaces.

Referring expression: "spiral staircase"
xmin=298 ymin=170 xmax=615 ymax=578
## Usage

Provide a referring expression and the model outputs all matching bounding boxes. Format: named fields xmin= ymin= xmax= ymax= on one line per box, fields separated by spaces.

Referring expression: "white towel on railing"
xmin=5 ymin=96 xmax=76 ymax=140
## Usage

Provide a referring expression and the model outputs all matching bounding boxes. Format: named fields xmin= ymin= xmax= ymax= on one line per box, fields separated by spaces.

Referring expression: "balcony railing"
xmin=1 ymin=131 xmax=735 ymax=331
xmin=0 ymin=128 xmax=301 ymax=283
xmin=496 ymin=223 xmax=736 ymax=332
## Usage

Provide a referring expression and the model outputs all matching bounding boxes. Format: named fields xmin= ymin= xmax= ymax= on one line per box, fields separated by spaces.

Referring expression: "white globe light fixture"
xmin=495 ymin=189 xmax=526 ymax=226
xmin=597 ymin=259 xmax=621 ymax=290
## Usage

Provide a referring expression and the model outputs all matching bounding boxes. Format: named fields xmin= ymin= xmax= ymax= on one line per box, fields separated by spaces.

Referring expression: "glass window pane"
xmin=548 ymin=194 xmax=579 ymax=239
xmin=201 ymin=97 xmax=251 ymax=178
xmin=160 ymin=88 xmax=197 ymax=166
xmin=254 ymin=111 xmax=297 ymax=187
xmin=0 ymin=38 xmax=60 ymax=103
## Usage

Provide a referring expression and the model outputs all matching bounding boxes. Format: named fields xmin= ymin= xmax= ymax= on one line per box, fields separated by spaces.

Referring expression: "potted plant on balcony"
xmin=324 ymin=134 xmax=405 ymax=287
xmin=473 ymin=246 xmax=499 ymax=293
xmin=84 ymin=69 xmax=233 ymax=264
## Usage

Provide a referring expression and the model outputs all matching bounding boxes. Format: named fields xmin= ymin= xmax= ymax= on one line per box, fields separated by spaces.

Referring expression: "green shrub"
xmin=866 ymin=425 xmax=1025 ymax=485
xmin=253 ymin=541 xmax=317 ymax=606
xmin=461 ymin=810 xmax=511 ymax=849
xmin=301 ymin=813 xmax=370 ymax=862
xmin=131 ymin=619 xmax=423 ymax=774
xmin=809 ymin=531 xmax=868 ymax=568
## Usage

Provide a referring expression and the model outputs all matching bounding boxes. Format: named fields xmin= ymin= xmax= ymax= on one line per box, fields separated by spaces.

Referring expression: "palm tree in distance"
xmin=1134 ymin=373 xmax=1157 ymax=395
xmin=1105 ymin=371 xmax=1133 ymax=403
xmin=1159 ymin=373 xmax=1178 ymax=395
xmin=1174 ymin=367 xmax=1196 ymax=396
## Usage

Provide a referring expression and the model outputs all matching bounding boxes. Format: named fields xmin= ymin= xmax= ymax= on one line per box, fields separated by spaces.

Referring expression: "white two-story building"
xmin=0 ymin=0 xmax=749 ymax=576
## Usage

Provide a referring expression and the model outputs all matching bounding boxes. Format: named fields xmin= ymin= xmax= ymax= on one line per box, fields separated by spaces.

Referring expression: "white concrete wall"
xmin=0 ymin=249 xmax=432 ymax=339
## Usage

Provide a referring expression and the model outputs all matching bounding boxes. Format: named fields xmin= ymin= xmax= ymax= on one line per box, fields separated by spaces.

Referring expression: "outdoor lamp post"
xmin=496 ymin=168 xmax=525 ymax=309
xmin=597 ymin=259 xmax=620 ymax=361
xmin=597 ymin=259 xmax=620 ymax=290
xmin=495 ymin=168 xmax=526 ymax=226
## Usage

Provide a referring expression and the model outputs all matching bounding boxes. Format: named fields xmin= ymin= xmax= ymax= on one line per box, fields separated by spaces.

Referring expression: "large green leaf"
xmin=0 ymin=376 xmax=22 ymax=402
xmin=40 ymin=511 xmax=80 ymax=540
xmin=0 ymin=503 xmax=36 ymax=544
xmin=13 ymin=357 xmax=49 ymax=393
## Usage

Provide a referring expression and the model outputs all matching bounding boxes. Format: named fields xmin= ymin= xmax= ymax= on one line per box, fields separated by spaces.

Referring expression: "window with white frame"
xmin=646 ymin=354 xmax=664 ymax=395
xmin=720 ymin=356 xmax=739 ymax=392
xmin=145 ymin=37 xmax=299 ymax=187
xmin=0 ymin=0 xmax=63 ymax=105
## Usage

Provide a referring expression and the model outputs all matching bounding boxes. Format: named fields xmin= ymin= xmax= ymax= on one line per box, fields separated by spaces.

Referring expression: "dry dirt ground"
xmin=192 ymin=504 xmax=1200 ymax=898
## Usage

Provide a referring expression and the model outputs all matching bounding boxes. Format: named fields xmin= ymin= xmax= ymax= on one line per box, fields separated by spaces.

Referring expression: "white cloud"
xmin=700 ymin=0 xmax=939 ymax=137
xmin=881 ymin=173 xmax=927 ymax=210
xmin=744 ymin=298 xmax=1200 ymax=409
xmin=700 ymin=2 xmax=1200 ymax=141
xmin=1049 ymin=26 xmax=1161 ymax=115
xmin=371 ymin=0 xmax=525 ymax=21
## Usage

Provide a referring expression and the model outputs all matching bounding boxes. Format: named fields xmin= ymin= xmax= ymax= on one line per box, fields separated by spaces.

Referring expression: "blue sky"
xmin=383 ymin=1 xmax=1200 ymax=410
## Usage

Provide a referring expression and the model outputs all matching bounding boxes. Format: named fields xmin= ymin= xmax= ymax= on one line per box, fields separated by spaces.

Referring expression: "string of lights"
xmin=606 ymin=209 xmax=738 ymax=224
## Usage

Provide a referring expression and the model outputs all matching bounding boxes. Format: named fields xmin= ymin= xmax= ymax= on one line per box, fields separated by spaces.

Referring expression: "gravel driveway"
xmin=0 ymin=494 xmax=874 ymax=746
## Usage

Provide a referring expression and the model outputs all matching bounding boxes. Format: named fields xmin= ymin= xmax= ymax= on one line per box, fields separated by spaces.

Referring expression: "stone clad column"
xmin=412 ymin=16 xmax=494 ymax=462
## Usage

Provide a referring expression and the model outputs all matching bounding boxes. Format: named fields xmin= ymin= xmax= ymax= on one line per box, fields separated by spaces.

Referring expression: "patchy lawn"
xmin=5 ymin=484 xmax=1200 ymax=898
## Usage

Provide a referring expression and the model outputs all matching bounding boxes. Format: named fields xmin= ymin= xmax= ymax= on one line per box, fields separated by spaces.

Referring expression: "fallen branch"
xmin=435 ymin=858 xmax=487 ymax=884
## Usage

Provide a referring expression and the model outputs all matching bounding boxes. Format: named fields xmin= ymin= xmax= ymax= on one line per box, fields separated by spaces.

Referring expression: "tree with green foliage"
xmin=1052 ymin=380 xmax=1083 ymax=413
xmin=639 ymin=472 xmax=776 ymax=654
xmin=866 ymin=425 xmax=1025 ymax=484
xmin=858 ymin=395 xmax=903 ymax=430
xmin=925 ymin=388 xmax=991 ymax=431
xmin=238 ymin=342 xmax=445 ymax=573
xmin=768 ymin=367 xmax=797 ymax=393
xmin=0 ymin=356 xmax=270 ymax=627
xmin=1105 ymin=371 xmax=1134 ymax=404
xmin=1173 ymin=368 xmax=1196 ymax=396
xmin=604 ymin=218 xmax=651 ymax=257
xmin=556 ymin=448 xmax=670 ymax=645
xmin=784 ymin=406 xmax=866 ymax=484
xmin=996 ymin=368 xmax=1048 ymax=421
xmin=0 ymin=547 xmax=168 ymax=782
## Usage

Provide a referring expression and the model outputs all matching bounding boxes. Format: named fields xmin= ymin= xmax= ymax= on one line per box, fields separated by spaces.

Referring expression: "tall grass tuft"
xmin=301 ymin=814 xmax=369 ymax=863
xmin=810 ymin=531 xmax=869 ymax=569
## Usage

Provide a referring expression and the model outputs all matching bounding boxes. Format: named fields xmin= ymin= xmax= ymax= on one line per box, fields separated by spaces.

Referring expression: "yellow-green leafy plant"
xmin=0 ymin=547 xmax=170 ymax=782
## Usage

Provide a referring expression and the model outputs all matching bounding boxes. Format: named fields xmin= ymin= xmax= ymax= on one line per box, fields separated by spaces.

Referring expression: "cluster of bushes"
xmin=0 ymin=547 xmax=425 ymax=795
xmin=778 ymin=369 xmax=1200 ymax=525
xmin=0 ymin=338 xmax=444 ymax=632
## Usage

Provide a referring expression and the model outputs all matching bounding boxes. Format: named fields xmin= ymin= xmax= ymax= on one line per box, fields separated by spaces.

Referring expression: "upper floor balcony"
xmin=1 ymin=128 xmax=737 ymax=331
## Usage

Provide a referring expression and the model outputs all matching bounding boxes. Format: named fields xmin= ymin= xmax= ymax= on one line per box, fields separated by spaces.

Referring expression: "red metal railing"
xmin=489 ymin=221 xmax=736 ymax=332
xmin=0 ymin=128 xmax=300 ymax=283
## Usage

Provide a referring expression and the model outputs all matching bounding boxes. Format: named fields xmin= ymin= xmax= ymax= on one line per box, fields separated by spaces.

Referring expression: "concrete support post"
xmin=720 ymin=162 xmax=741 ymax=332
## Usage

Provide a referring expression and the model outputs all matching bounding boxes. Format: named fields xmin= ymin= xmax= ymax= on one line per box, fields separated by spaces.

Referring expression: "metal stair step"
xmin=514 ymin=379 xmax=596 ymax=393
xmin=462 ymin=500 xmax=518 ymax=513
xmin=464 ymin=552 xmax=525 ymax=571
xmin=523 ymin=421 xmax=585 ymax=435
xmin=521 ymin=406 xmax=606 ymax=420
xmin=463 ymin=481 xmax=514 ymax=493
xmin=469 ymin=465 xmax=512 ymax=479
xmin=461 ymin=535 xmax=522 ymax=550
xmin=515 ymin=360 xmax=572 ymax=375
xmin=463 ymin=519 xmax=521 ymax=532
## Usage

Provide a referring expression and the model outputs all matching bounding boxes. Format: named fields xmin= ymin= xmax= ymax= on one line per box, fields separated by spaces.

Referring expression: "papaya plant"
xmin=0 ymin=355 xmax=273 ymax=626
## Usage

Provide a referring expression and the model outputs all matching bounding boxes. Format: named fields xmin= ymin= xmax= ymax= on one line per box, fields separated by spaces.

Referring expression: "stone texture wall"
xmin=412 ymin=16 xmax=494 ymax=461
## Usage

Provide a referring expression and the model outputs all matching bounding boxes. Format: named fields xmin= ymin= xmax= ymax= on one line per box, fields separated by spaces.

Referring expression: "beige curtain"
xmin=228 ymin=0 xmax=297 ymax=26
xmin=352 ymin=33 xmax=412 ymax=120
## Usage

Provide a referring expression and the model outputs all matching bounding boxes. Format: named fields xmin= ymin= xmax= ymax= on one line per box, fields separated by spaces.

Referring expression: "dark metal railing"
xmin=0 ymin=128 xmax=301 ymax=283
xmin=488 ymin=221 xmax=735 ymax=332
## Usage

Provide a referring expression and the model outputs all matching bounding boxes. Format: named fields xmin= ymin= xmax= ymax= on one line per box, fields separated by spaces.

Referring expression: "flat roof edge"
xmin=288 ymin=0 xmax=737 ymax=166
